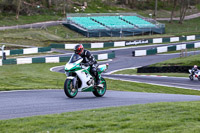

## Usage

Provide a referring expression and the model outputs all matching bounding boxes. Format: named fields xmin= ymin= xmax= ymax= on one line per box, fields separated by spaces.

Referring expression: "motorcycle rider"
xmin=74 ymin=44 xmax=100 ymax=85
xmin=191 ymin=65 xmax=199 ymax=76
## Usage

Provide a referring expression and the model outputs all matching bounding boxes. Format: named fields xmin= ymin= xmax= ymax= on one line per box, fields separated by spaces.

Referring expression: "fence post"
xmin=185 ymin=48 xmax=187 ymax=57
xmin=180 ymin=49 xmax=183 ymax=58
xmin=0 ymin=45 xmax=6 ymax=60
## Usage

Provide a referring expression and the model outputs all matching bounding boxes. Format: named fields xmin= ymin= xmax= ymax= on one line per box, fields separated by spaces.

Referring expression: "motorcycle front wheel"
xmin=93 ymin=77 xmax=106 ymax=97
xmin=64 ymin=79 xmax=78 ymax=98
xmin=189 ymin=75 xmax=193 ymax=80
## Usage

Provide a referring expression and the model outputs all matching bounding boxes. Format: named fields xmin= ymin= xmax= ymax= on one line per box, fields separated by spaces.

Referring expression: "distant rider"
xmin=74 ymin=44 xmax=100 ymax=85
xmin=191 ymin=65 xmax=199 ymax=76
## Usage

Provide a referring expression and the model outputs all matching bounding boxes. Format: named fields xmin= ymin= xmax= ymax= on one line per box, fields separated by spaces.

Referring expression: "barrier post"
xmin=0 ymin=45 xmax=6 ymax=60
xmin=180 ymin=49 xmax=183 ymax=58
xmin=185 ymin=48 xmax=187 ymax=57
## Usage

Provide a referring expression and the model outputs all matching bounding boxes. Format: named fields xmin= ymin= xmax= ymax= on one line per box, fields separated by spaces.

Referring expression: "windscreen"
xmin=69 ymin=54 xmax=82 ymax=63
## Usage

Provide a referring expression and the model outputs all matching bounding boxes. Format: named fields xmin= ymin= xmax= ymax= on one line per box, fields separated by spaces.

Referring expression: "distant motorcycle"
xmin=189 ymin=69 xmax=200 ymax=81
xmin=64 ymin=53 xmax=108 ymax=98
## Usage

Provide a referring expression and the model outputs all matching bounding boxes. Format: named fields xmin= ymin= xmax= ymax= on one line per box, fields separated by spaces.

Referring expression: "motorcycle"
xmin=189 ymin=69 xmax=200 ymax=81
xmin=64 ymin=53 xmax=109 ymax=98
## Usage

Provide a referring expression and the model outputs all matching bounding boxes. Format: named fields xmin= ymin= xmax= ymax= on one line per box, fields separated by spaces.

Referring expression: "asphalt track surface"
xmin=1 ymin=42 xmax=200 ymax=120
xmin=51 ymin=44 xmax=200 ymax=90
xmin=1 ymin=90 xmax=200 ymax=120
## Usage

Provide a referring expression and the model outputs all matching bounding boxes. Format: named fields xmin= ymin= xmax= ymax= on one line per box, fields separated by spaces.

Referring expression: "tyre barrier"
xmin=132 ymin=42 xmax=200 ymax=56
xmin=137 ymin=66 xmax=194 ymax=73
xmin=0 ymin=51 xmax=115 ymax=66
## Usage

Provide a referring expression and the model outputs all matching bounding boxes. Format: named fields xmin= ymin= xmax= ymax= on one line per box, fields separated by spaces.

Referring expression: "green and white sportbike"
xmin=64 ymin=53 xmax=108 ymax=98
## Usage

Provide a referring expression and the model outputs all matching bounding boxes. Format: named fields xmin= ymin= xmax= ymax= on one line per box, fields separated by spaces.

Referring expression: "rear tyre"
xmin=64 ymin=79 xmax=78 ymax=98
xmin=93 ymin=77 xmax=106 ymax=97
xmin=189 ymin=75 xmax=193 ymax=81
xmin=198 ymin=76 xmax=200 ymax=81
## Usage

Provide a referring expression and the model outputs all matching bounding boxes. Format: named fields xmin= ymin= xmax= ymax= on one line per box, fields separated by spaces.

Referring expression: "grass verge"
xmin=0 ymin=26 xmax=172 ymax=47
xmin=114 ymin=53 xmax=200 ymax=77
xmin=113 ymin=68 xmax=189 ymax=77
xmin=0 ymin=63 xmax=66 ymax=91
xmin=1 ymin=63 xmax=200 ymax=96
xmin=159 ymin=48 xmax=200 ymax=55
xmin=164 ymin=18 xmax=200 ymax=34
xmin=151 ymin=54 xmax=200 ymax=67
xmin=0 ymin=14 xmax=63 ymax=27
xmin=107 ymin=78 xmax=200 ymax=95
xmin=1 ymin=101 xmax=200 ymax=132
xmin=1 ymin=16 xmax=200 ymax=47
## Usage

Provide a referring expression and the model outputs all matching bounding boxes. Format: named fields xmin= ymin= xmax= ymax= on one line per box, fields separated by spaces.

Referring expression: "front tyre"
xmin=64 ymin=79 xmax=78 ymax=98
xmin=189 ymin=75 xmax=193 ymax=81
xmin=93 ymin=78 xmax=106 ymax=97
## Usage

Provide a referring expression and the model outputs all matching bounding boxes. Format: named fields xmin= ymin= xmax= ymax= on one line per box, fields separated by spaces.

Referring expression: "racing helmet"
xmin=194 ymin=65 xmax=198 ymax=69
xmin=74 ymin=44 xmax=84 ymax=55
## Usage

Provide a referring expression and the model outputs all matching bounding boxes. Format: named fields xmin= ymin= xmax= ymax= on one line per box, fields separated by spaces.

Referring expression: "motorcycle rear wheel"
xmin=93 ymin=78 xmax=106 ymax=97
xmin=198 ymin=76 xmax=200 ymax=81
xmin=64 ymin=79 xmax=78 ymax=98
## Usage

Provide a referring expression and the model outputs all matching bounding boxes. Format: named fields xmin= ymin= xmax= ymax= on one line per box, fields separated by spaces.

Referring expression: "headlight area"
xmin=65 ymin=71 xmax=77 ymax=77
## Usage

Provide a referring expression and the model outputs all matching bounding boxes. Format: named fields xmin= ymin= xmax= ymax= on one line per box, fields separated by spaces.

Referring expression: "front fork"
xmin=66 ymin=72 xmax=78 ymax=89
xmin=72 ymin=76 xmax=77 ymax=89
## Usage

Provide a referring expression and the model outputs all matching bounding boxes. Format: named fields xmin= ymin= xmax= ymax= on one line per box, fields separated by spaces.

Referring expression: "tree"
xmin=170 ymin=0 xmax=178 ymax=23
xmin=154 ymin=0 xmax=158 ymax=20
xmin=63 ymin=0 xmax=66 ymax=16
xmin=47 ymin=0 xmax=52 ymax=8
xmin=16 ymin=0 xmax=21 ymax=20
xmin=179 ymin=0 xmax=190 ymax=24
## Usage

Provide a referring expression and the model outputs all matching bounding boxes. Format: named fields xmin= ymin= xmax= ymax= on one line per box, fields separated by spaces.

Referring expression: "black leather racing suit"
xmin=80 ymin=50 xmax=99 ymax=82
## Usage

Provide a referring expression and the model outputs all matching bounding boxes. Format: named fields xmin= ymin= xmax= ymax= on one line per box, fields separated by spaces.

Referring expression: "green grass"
xmin=0 ymin=27 xmax=67 ymax=47
xmin=83 ymin=0 xmax=131 ymax=13
xmin=151 ymin=54 xmax=200 ymax=67
xmin=107 ymin=78 xmax=200 ymax=95
xmin=1 ymin=63 xmax=200 ymax=96
xmin=0 ymin=14 xmax=63 ymax=27
xmin=0 ymin=16 xmax=200 ymax=47
xmin=0 ymin=10 xmax=199 ymax=47
xmin=164 ymin=18 xmax=200 ymax=34
xmin=197 ymin=4 xmax=200 ymax=11
xmin=113 ymin=68 xmax=189 ymax=77
xmin=0 ymin=63 xmax=66 ymax=91
xmin=1 ymin=101 xmax=200 ymax=132
xmin=159 ymin=48 xmax=200 ymax=54
xmin=114 ymin=53 xmax=200 ymax=77
xmin=0 ymin=26 xmax=173 ymax=47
